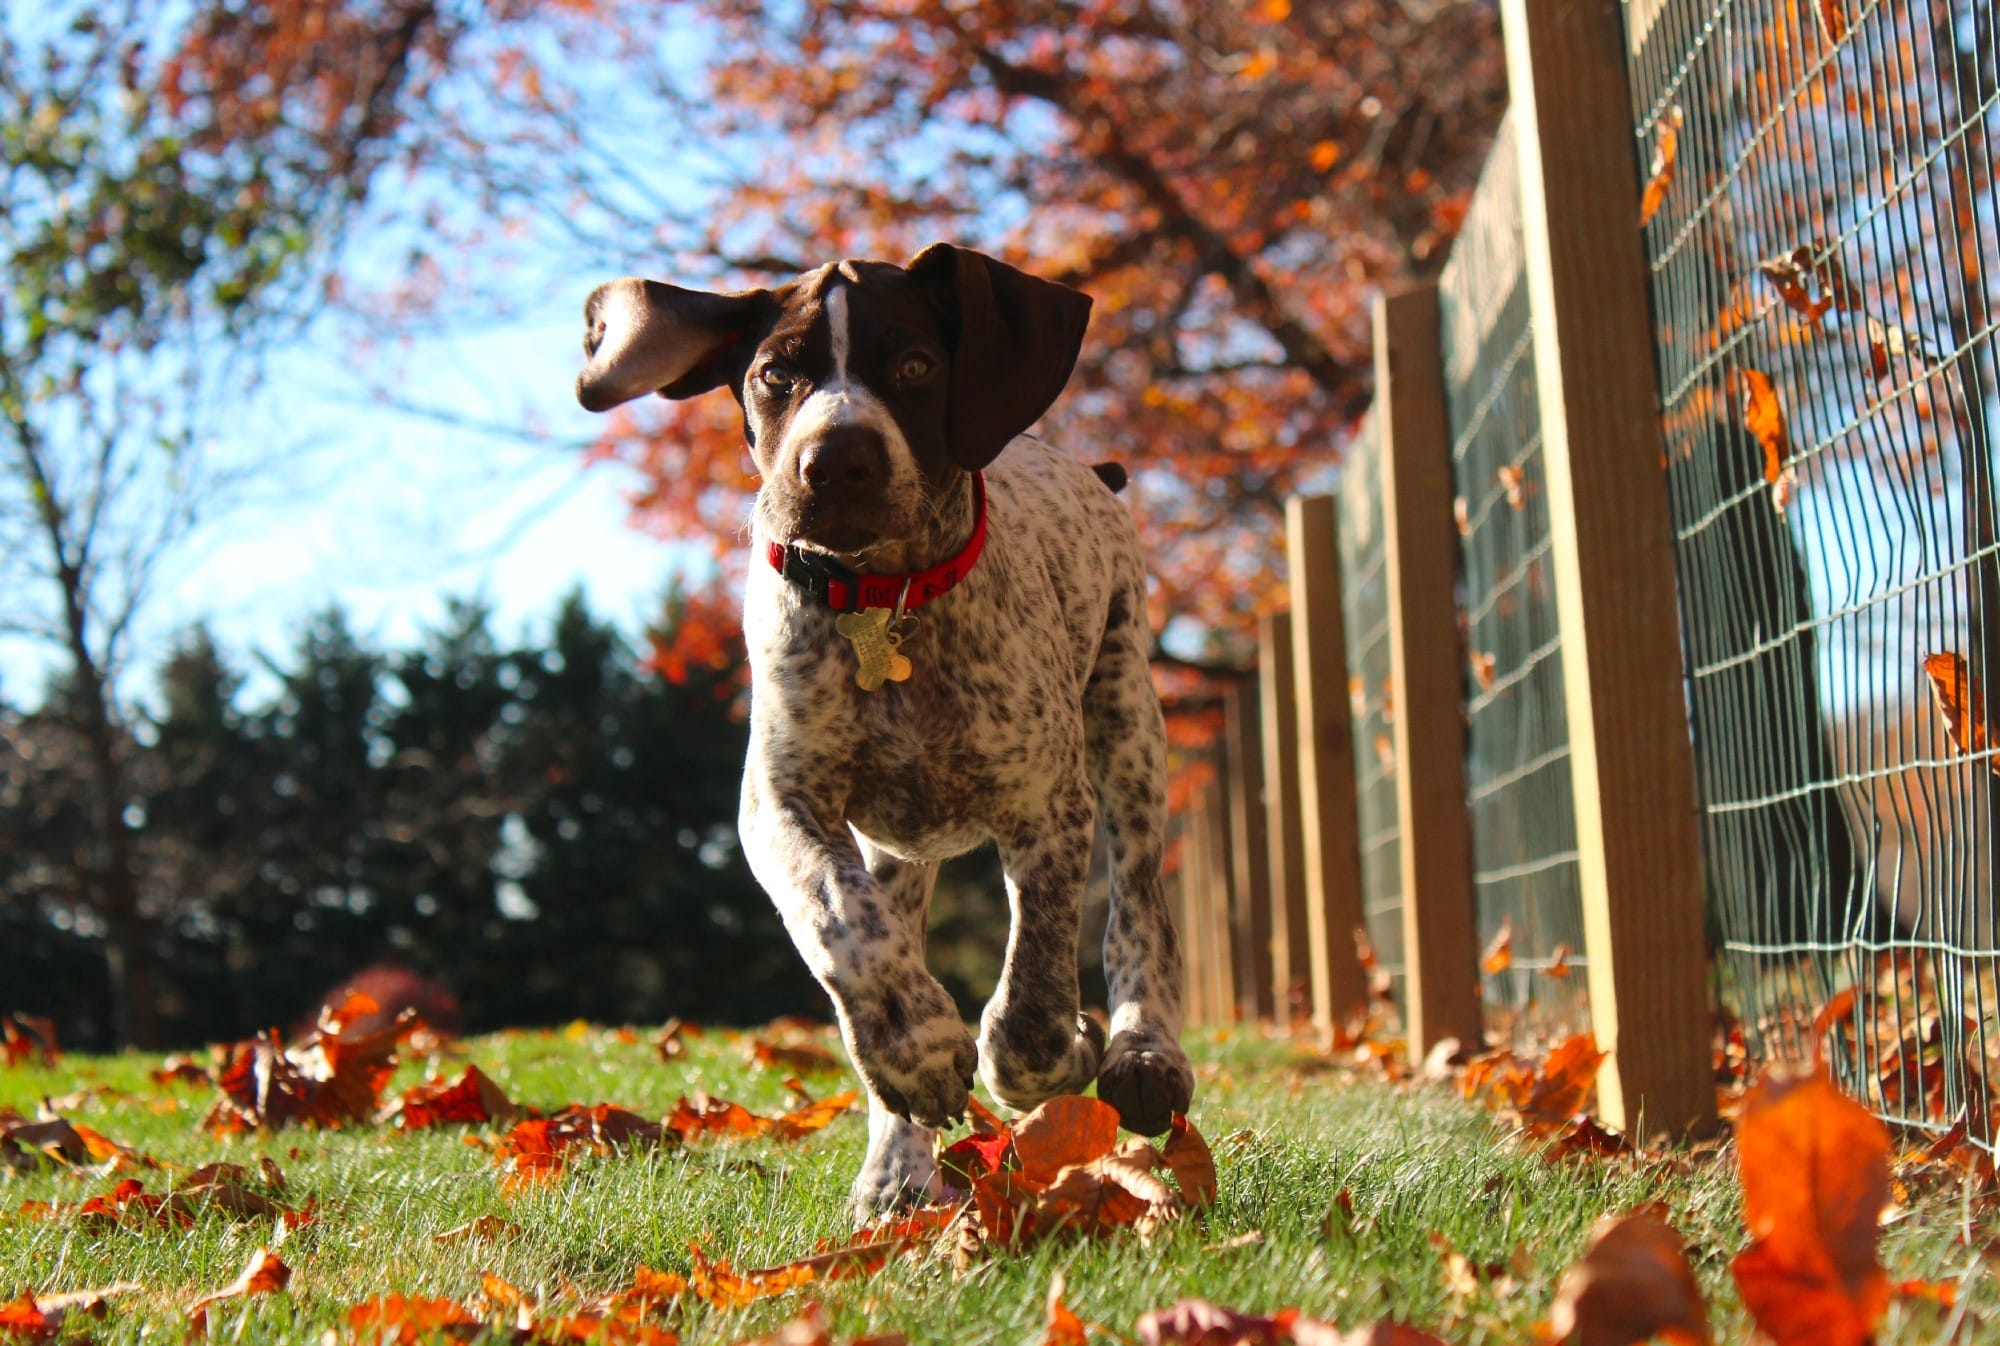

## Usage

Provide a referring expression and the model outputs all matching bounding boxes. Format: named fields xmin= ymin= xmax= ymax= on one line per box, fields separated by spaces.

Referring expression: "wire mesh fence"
xmin=1435 ymin=116 xmax=1593 ymax=1040
xmin=1628 ymin=0 xmax=2000 ymax=1137
xmin=1337 ymin=409 xmax=1408 ymax=1010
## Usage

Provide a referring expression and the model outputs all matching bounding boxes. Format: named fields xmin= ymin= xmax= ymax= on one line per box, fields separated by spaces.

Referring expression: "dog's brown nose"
xmin=799 ymin=426 xmax=886 ymax=493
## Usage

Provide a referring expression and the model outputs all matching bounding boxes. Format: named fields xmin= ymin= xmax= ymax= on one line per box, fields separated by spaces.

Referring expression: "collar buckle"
xmin=778 ymin=545 xmax=861 ymax=612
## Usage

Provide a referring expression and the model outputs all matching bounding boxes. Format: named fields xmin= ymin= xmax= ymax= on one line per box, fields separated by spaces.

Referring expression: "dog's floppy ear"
xmin=906 ymin=244 xmax=1092 ymax=470
xmin=576 ymin=279 xmax=776 ymax=412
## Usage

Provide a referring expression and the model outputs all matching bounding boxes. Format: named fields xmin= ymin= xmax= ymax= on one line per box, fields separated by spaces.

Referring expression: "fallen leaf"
xmin=1011 ymin=1096 xmax=1122 ymax=1182
xmin=1924 ymin=652 xmax=1996 ymax=771
xmin=188 ymin=1247 xmax=291 ymax=1329
xmin=390 ymin=1064 xmax=519 ymax=1130
xmin=1546 ymin=943 xmax=1573 ymax=978
xmin=1525 ymin=1034 xmax=1607 ymax=1124
xmin=434 ymin=1215 xmax=521 ymax=1245
xmin=1162 ymin=1114 xmax=1217 ymax=1209
xmin=1136 ymin=1300 xmax=1289 ymax=1346
xmin=1470 ymin=651 xmax=1497 ymax=692
xmin=1549 ymin=1207 xmax=1711 ymax=1346
xmin=0 ymin=1016 xmax=58 ymax=1068
xmin=1639 ymin=104 xmax=1683 ymax=226
xmin=1731 ymin=1071 xmax=1890 ymax=1346
xmin=751 ymin=1040 xmax=843 ymax=1075
xmin=1480 ymin=920 xmax=1514 ymax=976
xmin=345 ymin=1294 xmax=486 ymax=1344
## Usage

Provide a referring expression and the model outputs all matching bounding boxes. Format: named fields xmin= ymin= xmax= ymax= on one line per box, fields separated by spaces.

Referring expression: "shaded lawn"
xmin=1 ymin=1024 xmax=1990 ymax=1342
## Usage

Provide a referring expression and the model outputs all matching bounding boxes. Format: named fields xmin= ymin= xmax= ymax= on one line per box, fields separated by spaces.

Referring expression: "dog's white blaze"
xmin=771 ymin=282 xmax=920 ymax=493
xmin=828 ymin=284 xmax=852 ymax=387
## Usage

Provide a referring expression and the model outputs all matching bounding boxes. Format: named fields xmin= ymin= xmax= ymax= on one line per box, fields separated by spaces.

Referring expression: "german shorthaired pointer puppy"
xmin=574 ymin=244 xmax=1193 ymax=1214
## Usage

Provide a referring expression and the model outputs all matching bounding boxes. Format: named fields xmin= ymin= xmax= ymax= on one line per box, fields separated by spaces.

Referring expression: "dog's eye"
xmin=897 ymin=354 xmax=936 ymax=385
xmin=758 ymin=363 xmax=796 ymax=391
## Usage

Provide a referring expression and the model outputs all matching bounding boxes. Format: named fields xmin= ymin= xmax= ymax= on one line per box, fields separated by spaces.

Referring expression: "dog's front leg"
xmin=739 ymin=774 xmax=976 ymax=1139
xmin=978 ymin=779 xmax=1106 ymax=1113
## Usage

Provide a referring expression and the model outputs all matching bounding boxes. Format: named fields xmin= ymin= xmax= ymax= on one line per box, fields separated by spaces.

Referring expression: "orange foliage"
xmin=1730 ymin=1072 xmax=1891 ymax=1346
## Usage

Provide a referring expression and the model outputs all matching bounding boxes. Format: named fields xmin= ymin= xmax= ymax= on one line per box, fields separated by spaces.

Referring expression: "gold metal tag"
xmin=834 ymin=608 xmax=913 ymax=691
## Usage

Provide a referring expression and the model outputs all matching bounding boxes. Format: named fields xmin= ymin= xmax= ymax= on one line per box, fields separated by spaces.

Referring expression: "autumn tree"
xmin=174 ymin=0 xmax=1506 ymax=664
xmin=0 ymin=0 xmax=458 ymax=1045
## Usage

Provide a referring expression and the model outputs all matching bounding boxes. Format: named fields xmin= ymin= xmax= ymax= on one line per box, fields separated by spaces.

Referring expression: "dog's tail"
xmin=1091 ymin=461 xmax=1129 ymax=494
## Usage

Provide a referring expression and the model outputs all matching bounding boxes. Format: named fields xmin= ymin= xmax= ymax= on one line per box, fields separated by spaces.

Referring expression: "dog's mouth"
xmin=764 ymin=493 xmax=915 ymax=557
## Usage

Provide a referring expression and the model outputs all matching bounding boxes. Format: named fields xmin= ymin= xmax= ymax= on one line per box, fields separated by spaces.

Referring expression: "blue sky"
xmin=0 ymin=290 xmax=706 ymax=708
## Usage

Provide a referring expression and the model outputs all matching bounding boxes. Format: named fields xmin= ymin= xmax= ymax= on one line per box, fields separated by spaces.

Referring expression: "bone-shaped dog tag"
xmin=834 ymin=608 xmax=913 ymax=690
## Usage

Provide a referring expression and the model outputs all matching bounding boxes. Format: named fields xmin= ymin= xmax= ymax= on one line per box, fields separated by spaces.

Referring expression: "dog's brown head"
xmin=575 ymin=245 xmax=1091 ymax=555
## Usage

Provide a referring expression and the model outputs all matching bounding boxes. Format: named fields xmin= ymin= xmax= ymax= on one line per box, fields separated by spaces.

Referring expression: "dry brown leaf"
xmin=1549 ymin=1207 xmax=1711 ymax=1346
xmin=1756 ymin=245 xmax=1861 ymax=322
xmin=1639 ymin=105 xmax=1683 ymax=226
xmin=1731 ymin=1071 xmax=1890 ymax=1346
xmin=433 ymin=1215 xmax=521 ymax=1246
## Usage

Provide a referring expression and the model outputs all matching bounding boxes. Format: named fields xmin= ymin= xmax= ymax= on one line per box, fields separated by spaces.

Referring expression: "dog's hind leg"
xmin=1085 ymin=586 xmax=1196 ymax=1135
xmin=978 ymin=781 xmax=1107 ymax=1113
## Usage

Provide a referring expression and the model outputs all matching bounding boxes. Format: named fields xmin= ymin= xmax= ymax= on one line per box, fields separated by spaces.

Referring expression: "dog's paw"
xmin=1096 ymin=1032 xmax=1194 ymax=1135
xmin=844 ymin=980 xmax=977 ymax=1130
xmin=979 ymin=1010 xmax=1106 ymax=1112
xmin=850 ymin=1118 xmax=958 ymax=1218
xmin=867 ymin=1032 xmax=976 ymax=1130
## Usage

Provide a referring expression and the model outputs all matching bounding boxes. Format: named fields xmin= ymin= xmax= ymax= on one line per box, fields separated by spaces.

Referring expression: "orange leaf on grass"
xmin=1011 ymin=1096 xmax=1123 ymax=1182
xmin=1163 ymin=1113 xmax=1218 ymax=1209
xmin=770 ymin=1090 xmax=858 ymax=1140
xmin=392 ymin=1064 xmax=519 ymax=1129
xmin=188 ymin=1247 xmax=291 ymax=1329
xmin=1524 ymin=1034 xmax=1607 ymax=1123
xmin=345 ymin=1294 xmax=486 ymax=1344
xmin=1549 ymin=1207 xmax=1711 ymax=1346
xmin=1730 ymin=1071 xmax=1890 ymax=1346
xmin=751 ymin=1040 xmax=843 ymax=1075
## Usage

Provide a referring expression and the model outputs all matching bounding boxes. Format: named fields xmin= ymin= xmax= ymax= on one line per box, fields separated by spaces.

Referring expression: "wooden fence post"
xmin=1499 ymin=0 xmax=1717 ymax=1137
xmin=1225 ymin=679 xmax=1275 ymax=1020
xmin=1177 ymin=808 xmax=1209 ymax=1027
xmin=1375 ymin=287 xmax=1484 ymax=1061
xmin=1286 ymin=496 xmax=1371 ymax=1040
xmin=1259 ymin=612 xmax=1312 ymax=1022
xmin=1201 ymin=776 xmax=1239 ymax=1022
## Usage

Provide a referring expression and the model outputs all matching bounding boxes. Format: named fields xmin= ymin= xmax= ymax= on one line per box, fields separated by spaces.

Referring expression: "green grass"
xmin=2 ymin=1024 xmax=1992 ymax=1343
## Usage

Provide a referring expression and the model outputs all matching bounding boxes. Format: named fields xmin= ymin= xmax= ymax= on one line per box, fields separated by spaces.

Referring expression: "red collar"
xmin=765 ymin=473 xmax=988 ymax=614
